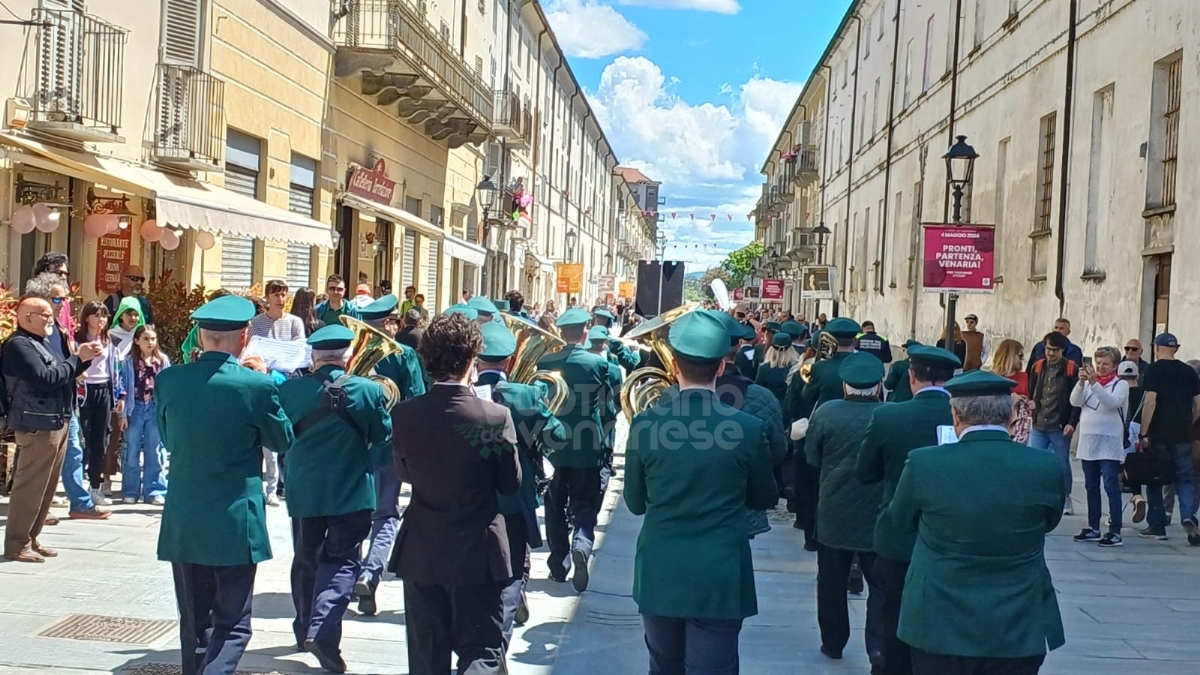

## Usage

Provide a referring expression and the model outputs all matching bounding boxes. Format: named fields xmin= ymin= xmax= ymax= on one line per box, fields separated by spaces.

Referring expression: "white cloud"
xmin=587 ymin=57 xmax=801 ymax=270
xmin=617 ymin=0 xmax=741 ymax=14
xmin=544 ymin=0 xmax=648 ymax=59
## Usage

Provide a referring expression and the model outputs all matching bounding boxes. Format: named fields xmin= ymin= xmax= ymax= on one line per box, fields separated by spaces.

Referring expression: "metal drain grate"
xmin=120 ymin=665 xmax=293 ymax=675
xmin=37 ymin=614 xmax=176 ymax=645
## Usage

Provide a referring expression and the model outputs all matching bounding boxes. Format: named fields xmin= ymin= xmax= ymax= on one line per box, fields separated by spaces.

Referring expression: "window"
xmin=863 ymin=16 xmax=871 ymax=58
xmin=405 ymin=196 xmax=422 ymax=218
xmin=841 ymin=59 xmax=848 ymax=88
xmin=875 ymin=198 xmax=884 ymax=291
xmin=1031 ymin=113 xmax=1056 ymax=279
xmin=872 ymin=77 xmax=881 ymax=134
xmin=923 ymin=15 xmax=935 ymax=92
xmin=903 ymin=40 xmax=913 ymax=108
xmin=908 ymin=180 xmax=921 ymax=288
xmin=878 ymin=1 xmax=887 ymax=39
xmin=994 ymin=137 xmax=1009 ymax=275
xmin=859 ymin=92 xmax=868 ymax=146
xmin=162 ymin=0 xmax=202 ymax=66
xmin=974 ymin=0 xmax=986 ymax=49
xmin=1161 ymin=56 xmax=1182 ymax=208
xmin=1009 ymin=0 xmax=1018 ymax=15
xmin=222 ymin=129 xmax=261 ymax=289
xmin=1084 ymin=87 xmax=1114 ymax=273
xmin=890 ymin=191 xmax=902 ymax=287
xmin=861 ymin=206 xmax=870 ymax=291
xmin=287 ymin=153 xmax=317 ymax=289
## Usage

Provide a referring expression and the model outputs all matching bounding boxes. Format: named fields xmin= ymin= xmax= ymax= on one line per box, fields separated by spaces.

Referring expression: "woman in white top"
xmin=247 ymin=279 xmax=303 ymax=506
xmin=1069 ymin=346 xmax=1130 ymax=547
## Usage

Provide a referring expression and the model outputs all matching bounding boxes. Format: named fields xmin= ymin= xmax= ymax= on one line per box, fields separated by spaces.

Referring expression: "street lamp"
xmin=476 ymin=175 xmax=498 ymax=296
xmin=940 ymin=134 xmax=979 ymax=349
xmin=812 ymin=221 xmax=831 ymax=264
xmin=565 ymin=227 xmax=578 ymax=261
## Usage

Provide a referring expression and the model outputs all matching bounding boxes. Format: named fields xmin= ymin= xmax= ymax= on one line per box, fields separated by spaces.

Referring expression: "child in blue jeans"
xmin=120 ymin=325 xmax=171 ymax=504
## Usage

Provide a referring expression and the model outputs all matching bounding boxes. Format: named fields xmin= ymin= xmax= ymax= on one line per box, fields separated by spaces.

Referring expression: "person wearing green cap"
xmin=805 ymin=353 xmax=886 ymax=665
xmin=884 ymin=340 xmax=921 ymax=403
xmin=745 ymin=320 xmax=781 ymax=379
xmin=883 ymin=370 xmax=1065 ymax=674
xmin=787 ymin=316 xmax=861 ymax=549
xmin=154 ymin=295 xmax=295 ymax=675
xmin=781 ymin=319 xmax=810 ymax=358
xmin=353 ymin=293 xmax=428 ymax=617
xmin=278 ymin=324 xmax=393 ymax=671
xmin=468 ymin=295 xmax=500 ymax=325
xmin=475 ymin=320 xmax=567 ymax=650
xmin=625 ymin=310 xmax=778 ymax=671
xmin=857 ymin=344 xmax=960 ymax=675
xmin=586 ymin=325 xmax=624 ymax=494
xmin=536 ymin=306 xmax=616 ymax=591
xmin=593 ymin=307 xmax=642 ymax=373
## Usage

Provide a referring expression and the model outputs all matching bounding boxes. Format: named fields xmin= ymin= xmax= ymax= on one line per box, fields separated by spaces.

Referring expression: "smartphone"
xmin=1082 ymin=356 xmax=1093 ymax=367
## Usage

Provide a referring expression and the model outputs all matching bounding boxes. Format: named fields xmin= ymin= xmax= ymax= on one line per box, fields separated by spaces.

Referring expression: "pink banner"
xmin=922 ymin=224 xmax=996 ymax=293
xmin=761 ymin=278 xmax=785 ymax=300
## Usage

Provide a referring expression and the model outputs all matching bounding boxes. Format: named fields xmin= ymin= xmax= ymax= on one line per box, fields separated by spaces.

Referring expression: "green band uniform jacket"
xmin=536 ymin=345 xmax=614 ymax=468
xmin=805 ymin=396 xmax=886 ymax=551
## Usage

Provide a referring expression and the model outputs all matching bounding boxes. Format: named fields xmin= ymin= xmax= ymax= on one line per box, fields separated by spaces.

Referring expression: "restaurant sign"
xmin=347 ymin=158 xmax=397 ymax=205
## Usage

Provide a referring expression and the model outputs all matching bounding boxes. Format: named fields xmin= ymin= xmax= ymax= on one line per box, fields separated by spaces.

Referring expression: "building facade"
xmin=758 ymin=0 xmax=1199 ymax=351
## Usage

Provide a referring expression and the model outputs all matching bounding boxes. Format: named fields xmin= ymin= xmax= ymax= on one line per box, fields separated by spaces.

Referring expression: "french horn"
xmin=618 ymin=302 xmax=702 ymax=422
xmin=341 ymin=315 xmax=405 ymax=408
xmin=800 ymin=329 xmax=839 ymax=383
xmin=497 ymin=313 xmax=570 ymax=414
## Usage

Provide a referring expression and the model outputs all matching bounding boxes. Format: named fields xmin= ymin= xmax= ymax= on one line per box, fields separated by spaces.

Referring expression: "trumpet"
xmin=497 ymin=313 xmax=570 ymax=414
xmin=618 ymin=303 xmax=701 ymax=422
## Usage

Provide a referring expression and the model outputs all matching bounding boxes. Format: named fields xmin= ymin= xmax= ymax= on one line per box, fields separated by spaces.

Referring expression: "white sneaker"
xmin=51 ymin=496 xmax=68 ymax=507
xmin=90 ymin=488 xmax=112 ymax=506
xmin=101 ymin=480 xmax=113 ymax=497
xmin=120 ymin=497 xmax=138 ymax=504
xmin=149 ymin=496 xmax=165 ymax=506
xmin=1063 ymin=497 xmax=1074 ymax=516
xmin=267 ymin=494 xmax=280 ymax=507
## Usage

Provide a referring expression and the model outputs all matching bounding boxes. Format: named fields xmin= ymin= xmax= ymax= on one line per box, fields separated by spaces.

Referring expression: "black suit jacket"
xmin=388 ymin=383 xmax=521 ymax=585
xmin=396 ymin=326 xmax=423 ymax=352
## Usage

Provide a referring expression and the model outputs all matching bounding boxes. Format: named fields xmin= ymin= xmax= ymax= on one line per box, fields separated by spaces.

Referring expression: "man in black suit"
xmin=395 ymin=309 xmax=425 ymax=351
xmin=389 ymin=313 xmax=522 ymax=674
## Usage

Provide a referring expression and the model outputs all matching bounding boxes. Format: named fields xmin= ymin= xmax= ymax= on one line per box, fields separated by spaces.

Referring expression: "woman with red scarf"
xmin=1068 ymin=346 xmax=1130 ymax=547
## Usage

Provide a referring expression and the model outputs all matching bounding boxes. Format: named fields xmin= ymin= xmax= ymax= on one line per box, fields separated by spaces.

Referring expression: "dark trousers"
xmin=817 ymin=546 xmax=883 ymax=656
xmin=290 ymin=509 xmax=372 ymax=649
xmin=500 ymin=514 xmax=532 ymax=649
xmin=876 ymin=556 xmax=912 ymax=675
xmin=792 ymin=452 xmax=820 ymax=542
xmin=641 ymin=614 xmax=743 ymax=675
xmin=171 ymin=562 xmax=257 ymax=675
xmin=403 ymin=579 xmax=507 ymax=675
xmin=80 ymin=383 xmax=113 ymax=490
xmin=545 ymin=467 xmax=601 ymax=574
xmin=600 ymin=449 xmax=615 ymax=494
xmin=911 ymin=648 xmax=1045 ymax=675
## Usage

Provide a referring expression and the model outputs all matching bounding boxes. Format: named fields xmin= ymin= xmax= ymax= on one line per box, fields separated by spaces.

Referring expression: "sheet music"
xmin=937 ymin=425 xmax=959 ymax=445
xmin=474 ymin=384 xmax=494 ymax=400
xmin=241 ymin=336 xmax=311 ymax=374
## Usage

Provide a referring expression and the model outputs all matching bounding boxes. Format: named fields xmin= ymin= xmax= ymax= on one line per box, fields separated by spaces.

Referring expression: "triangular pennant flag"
xmin=690 ymin=213 xmax=695 ymax=221
xmin=672 ymin=212 xmax=677 ymax=220
xmin=727 ymin=214 xmax=733 ymax=221
xmin=710 ymin=214 xmax=716 ymax=221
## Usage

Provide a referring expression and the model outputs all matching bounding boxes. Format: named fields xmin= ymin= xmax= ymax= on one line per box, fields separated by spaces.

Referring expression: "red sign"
xmin=761 ymin=278 xmax=785 ymax=301
xmin=922 ymin=224 xmax=996 ymax=293
xmin=733 ymin=288 xmax=744 ymax=301
xmin=346 ymin=158 xmax=397 ymax=205
xmin=95 ymin=224 xmax=132 ymax=294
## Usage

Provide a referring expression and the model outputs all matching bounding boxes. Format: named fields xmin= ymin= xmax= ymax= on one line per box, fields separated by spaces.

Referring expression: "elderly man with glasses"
xmin=102 ymin=265 xmax=154 ymax=326
xmin=3 ymin=279 xmax=104 ymax=562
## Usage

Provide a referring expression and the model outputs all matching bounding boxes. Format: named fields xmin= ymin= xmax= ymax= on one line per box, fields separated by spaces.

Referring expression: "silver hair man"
xmin=951 ymin=394 xmax=1014 ymax=427
xmin=24 ymin=272 xmax=66 ymax=300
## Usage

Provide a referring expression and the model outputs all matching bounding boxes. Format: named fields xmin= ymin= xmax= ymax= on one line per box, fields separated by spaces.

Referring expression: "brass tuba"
xmin=498 ymin=313 xmax=570 ymax=414
xmin=800 ymin=329 xmax=839 ymax=383
xmin=618 ymin=303 xmax=701 ymax=422
xmin=340 ymin=315 xmax=404 ymax=408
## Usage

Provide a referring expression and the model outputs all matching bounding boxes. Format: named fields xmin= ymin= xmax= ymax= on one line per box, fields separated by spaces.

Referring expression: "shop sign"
xmin=733 ymin=287 xmax=744 ymax=301
xmin=619 ymin=281 xmax=634 ymax=299
xmin=799 ymin=266 xmax=836 ymax=300
xmin=556 ymin=263 xmax=584 ymax=294
xmin=598 ymin=274 xmax=616 ymax=294
xmin=921 ymin=223 xmax=995 ymax=293
xmin=761 ymin=278 xmax=785 ymax=300
xmin=346 ymin=158 xmax=397 ymax=205
xmin=95 ymin=224 xmax=132 ymax=293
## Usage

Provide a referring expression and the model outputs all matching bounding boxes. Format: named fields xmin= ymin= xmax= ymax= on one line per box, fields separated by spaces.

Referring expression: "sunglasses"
xmin=51 ymin=297 xmax=64 ymax=305
xmin=127 ymin=275 xmax=145 ymax=283
xmin=1125 ymin=346 xmax=1141 ymax=352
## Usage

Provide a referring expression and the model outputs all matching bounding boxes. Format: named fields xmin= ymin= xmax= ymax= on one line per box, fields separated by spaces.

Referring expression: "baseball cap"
xmin=1153 ymin=333 xmax=1180 ymax=348
xmin=1117 ymin=361 xmax=1139 ymax=378
xmin=965 ymin=314 xmax=978 ymax=321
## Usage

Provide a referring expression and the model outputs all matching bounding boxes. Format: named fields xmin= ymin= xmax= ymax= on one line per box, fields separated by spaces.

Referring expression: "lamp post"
xmin=476 ymin=175 xmax=497 ymax=297
xmin=811 ymin=221 xmax=832 ymax=318
xmin=941 ymin=135 xmax=979 ymax=353
xmin=565 ymin=227 xmax=578 ymax=262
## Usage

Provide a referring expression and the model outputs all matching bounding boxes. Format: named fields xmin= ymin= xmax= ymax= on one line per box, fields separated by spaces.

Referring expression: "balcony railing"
xmin=26 ymin=8 xmax=128 ymax=142
xmin=337 ymin=0 xmax=493 ymax=134
xmin=150 ymin=64 xmax=226 ymax=172
xmin=521 ymin=104 xmax=534 ymax=146
xmin=493 ymin=89 xmax=524 ymax=141
xmin=790 ymin=145 xmax=820 ymax=186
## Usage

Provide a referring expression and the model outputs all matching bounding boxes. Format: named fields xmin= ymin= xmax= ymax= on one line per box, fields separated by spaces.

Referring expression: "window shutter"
xmin=163 ymin=0 xmax=201 ymax=67
xmin=222 ymin=154 xmax=260 ymax=290
xmin=401 ymin=231 xmax=417 ymax=290
xmin=484 ymin=142 xmax=501 ymax=180
xmin=426 ymin=239 xmax=440 ymax=304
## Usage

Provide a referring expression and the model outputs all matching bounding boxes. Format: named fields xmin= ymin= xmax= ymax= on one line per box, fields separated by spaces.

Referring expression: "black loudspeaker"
xmin=635 ymin=260 xmax=685 ymax=317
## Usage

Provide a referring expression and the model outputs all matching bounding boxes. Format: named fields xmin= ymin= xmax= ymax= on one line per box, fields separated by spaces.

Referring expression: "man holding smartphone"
xmin=1027 ymin=332 xmax=1082 ymax=515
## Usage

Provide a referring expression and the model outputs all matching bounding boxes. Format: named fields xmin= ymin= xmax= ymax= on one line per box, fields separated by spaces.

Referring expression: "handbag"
xmin=1122 ymin=444 xmax=1175 ymax=486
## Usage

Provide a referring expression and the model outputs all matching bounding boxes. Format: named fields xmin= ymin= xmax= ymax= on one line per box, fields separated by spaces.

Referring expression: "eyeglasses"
xmin=328 ymin=286 xmax=346 ymax=293
xmin=51 ymin=297 xmax=64 ymax=305
xmin=24 ymin=312 xmax=53 ymax=320
xmin=1125 ymin=346 xmax=1141 ymax=352
xmin=127 ymin=275 xmax=145 ymax=283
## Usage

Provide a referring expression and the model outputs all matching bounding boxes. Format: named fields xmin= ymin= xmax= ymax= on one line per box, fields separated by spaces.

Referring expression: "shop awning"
xmin=525 ymin=249 xmax=555 ymax=271
xmin=443 ymin=234 xmax=487 ymax=266
xmin=0 ymin=133 xmax=335 ymax=248
xmin=340 ymin=192 xmax=444 ymax=240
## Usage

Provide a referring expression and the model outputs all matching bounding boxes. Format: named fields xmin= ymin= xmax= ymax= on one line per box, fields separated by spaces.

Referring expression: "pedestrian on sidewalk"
xmin=624 ymin=311 xmax=778 ymax=673
xmin=389 ymin=313 xmax=520 ymax=675
xmin=1027 ymin=331 xmax=1082 ymax=515
xmin=118 ymin=325 xmax=170 ymax=505
xmin=857 ymin=345 xmax=960 ymax=675
xmin=1069 ymin=347 xmax=1129 ymax=547
xmin=75 ymin=301 xmax=125 ymax=508
xmin=155 ymin=296 xmax=295 ymax=675
xmin=281 ymin=325 xmax=392 ymax=673
xmin=806 ymin=354 xmax=886 ymax=668
xmin=884 ymin=370 xmax=1065 ymax=675
xmin=2 ymin=293 xmax=102 ymax=562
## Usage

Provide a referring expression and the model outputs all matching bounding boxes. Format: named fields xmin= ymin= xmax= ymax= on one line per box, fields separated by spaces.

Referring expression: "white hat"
xmin=1117 ymin=361 xmax=1139 ymax=378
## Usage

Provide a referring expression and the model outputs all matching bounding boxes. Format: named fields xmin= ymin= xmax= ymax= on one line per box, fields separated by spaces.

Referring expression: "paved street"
xmin=2 ymin=435 xmax=1199 ymax=674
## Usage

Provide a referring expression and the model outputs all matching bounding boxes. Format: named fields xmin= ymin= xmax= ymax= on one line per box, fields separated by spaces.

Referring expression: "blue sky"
xmin=544 ymin=0 xmax=851 ymax=270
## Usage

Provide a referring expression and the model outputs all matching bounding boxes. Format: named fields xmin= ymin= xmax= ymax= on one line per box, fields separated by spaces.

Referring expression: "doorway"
xmin=1152 ymin=253 xmax=1171 ymax=339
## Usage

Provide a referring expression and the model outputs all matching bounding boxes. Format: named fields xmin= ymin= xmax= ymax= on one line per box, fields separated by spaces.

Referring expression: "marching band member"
xmin=475 ymin=321 xmax=566 ymax=651
xmin=354 ymin=294 xmax=425 ymax=616
xmin=155 ymin=296 xmax=294 ymax=675
xmin=468 ymin=295 xmax=500 ymax=325
xmin=280 ymin=325 xmax=392 ymax=673
xmin=592 ymin=308 xmax=641 ymax=372
xmin=586 ymin=325 xmax=624 ymax=494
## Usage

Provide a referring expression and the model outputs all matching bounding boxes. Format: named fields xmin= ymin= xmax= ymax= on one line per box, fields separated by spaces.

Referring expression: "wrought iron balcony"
xmin=150 ymin=65 xmax=226 ymax=173
xmin=776 ymin=169 xmax=794 ymax=203
xmin=335 ymin=0 xmax=493 ymax=149
xmin=25 ymin=8 xmax=128 ymax=143
xmin=789 ymin=144 xmax=820 ymax=188
xmin=493 ymin=90 xmax=522 ymax=142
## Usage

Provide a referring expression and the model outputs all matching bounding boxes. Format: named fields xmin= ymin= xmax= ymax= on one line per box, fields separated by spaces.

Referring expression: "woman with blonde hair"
xmin=755 ymin=332 xmax=800 ymax=408
xmin=992 ymin=338 xmax=1033 ymax=443
xmin=935 ymin=321 xmax=968 ymax=364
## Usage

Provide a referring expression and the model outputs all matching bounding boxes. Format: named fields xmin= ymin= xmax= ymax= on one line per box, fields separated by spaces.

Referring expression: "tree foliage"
xmin=699 ymin=267 xmax=731 ymax=299
xmin=720 ymin=241 xmax=764 ymax=289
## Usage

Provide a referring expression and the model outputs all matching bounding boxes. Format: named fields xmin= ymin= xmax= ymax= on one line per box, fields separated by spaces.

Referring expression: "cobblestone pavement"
xmin=1 ymin=434 xmax=1198 ymax=674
